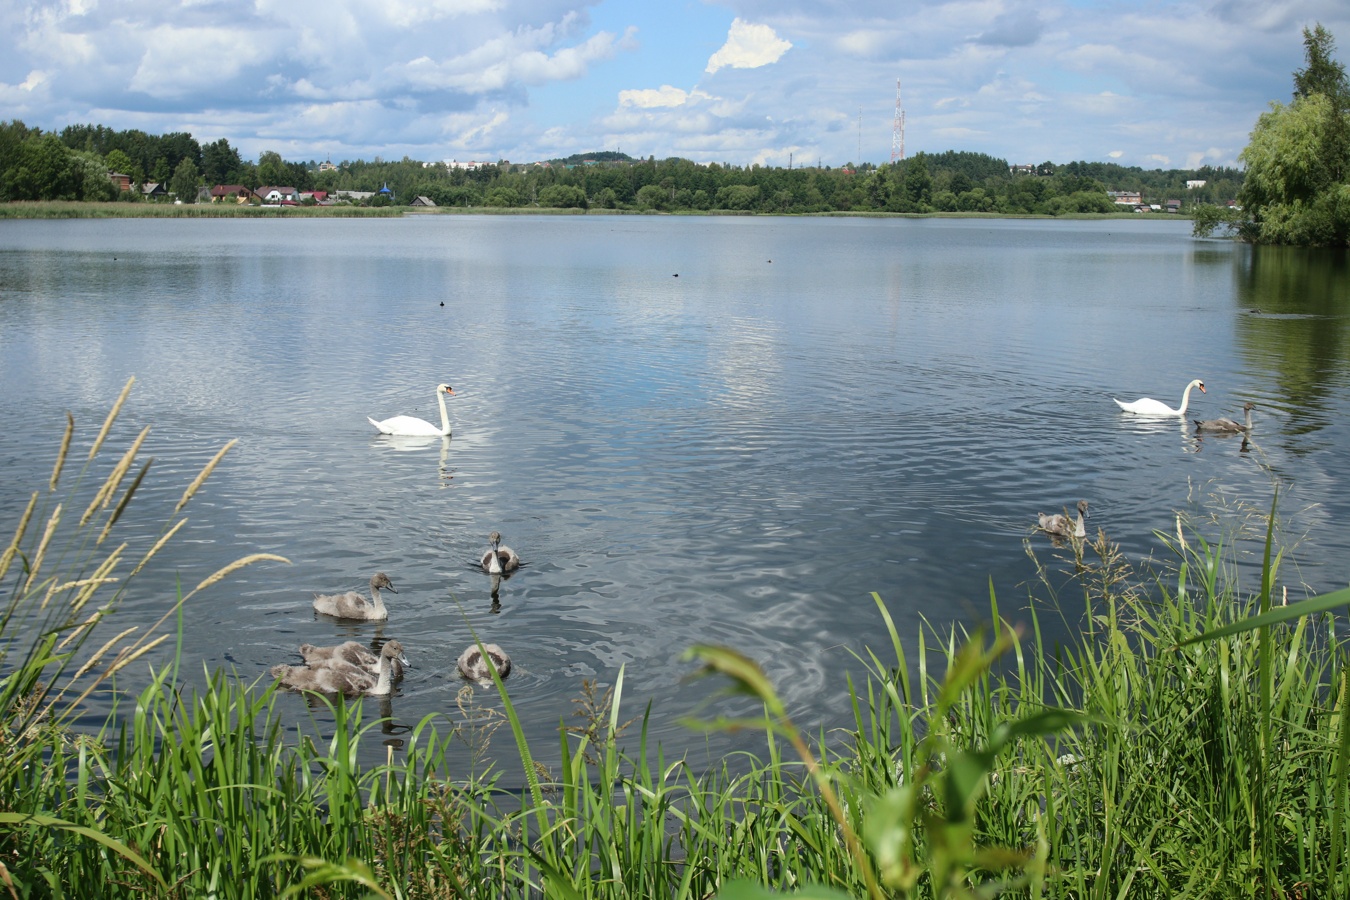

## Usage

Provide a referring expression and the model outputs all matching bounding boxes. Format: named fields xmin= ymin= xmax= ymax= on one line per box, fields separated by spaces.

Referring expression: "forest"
xmin=0 ymin=118 xmax=1242 ymax=216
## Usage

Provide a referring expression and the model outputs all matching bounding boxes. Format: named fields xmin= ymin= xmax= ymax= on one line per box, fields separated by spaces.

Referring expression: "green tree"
xmin=538 ymin=184 xmax=587 ymax=208
xmin=7 ymin=134 xmax=77 ymax=200
xmin=1201 ymin=24 xmax=1350 ymax=246
xmin=170 ymin=157 xmax=200 ymax=202
xmin=257 ymin=150 xmax=289 ymax=187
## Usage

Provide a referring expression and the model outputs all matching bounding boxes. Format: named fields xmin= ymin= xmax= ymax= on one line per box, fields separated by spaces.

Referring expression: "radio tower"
xmin=891 ymin=79 xmax=906 ymax=163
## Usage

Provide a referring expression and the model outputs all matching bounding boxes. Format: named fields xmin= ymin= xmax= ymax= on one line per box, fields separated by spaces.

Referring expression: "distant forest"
xmin=0 ymin=119 xmax=1244 ymax=215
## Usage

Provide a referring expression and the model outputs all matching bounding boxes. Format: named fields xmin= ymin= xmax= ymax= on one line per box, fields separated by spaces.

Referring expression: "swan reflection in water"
xmin=371 ymin=434 xmax=454 ymax=486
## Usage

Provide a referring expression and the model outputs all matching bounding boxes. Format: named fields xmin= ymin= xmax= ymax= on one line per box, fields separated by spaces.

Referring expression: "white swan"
xmin=1038 ymin=499 xmax=1089 ymax=538
xmin=1194 ymin=402 xmax=1254 ymax=434
xmin=271 ymin=640 xmax=410 ymax=697
xmin=312 ymin=572 xmax=396 ymax=621
xmin=1113 ymin=379 xmax=1205 ymax=416
xmin=299 ymin=639 xmax=407 ymax=679
xmin=368 ymin=384 xmax=455 ymax=436
xmin=480 ymin=531 xmax=520 ymax=575
xmin=458 ymin=643 xmax=511 ymax=683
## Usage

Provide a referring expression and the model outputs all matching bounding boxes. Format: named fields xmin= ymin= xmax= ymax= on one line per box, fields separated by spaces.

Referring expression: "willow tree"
xmin=1195 ymin=24 xmax=1350 ymax=246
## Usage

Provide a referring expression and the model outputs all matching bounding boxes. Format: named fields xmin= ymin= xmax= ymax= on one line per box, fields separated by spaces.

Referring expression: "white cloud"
xmin=619 ymin=85 xmax=694 ymax=108
xmin=1108 ymin=150 xmax=1124 ymax=158
xmin=706 ymin=19 xmax=792 ymax=75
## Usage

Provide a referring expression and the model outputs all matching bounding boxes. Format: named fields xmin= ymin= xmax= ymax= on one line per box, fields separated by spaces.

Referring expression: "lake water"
xmin=1 ymin=215 xmax=1348 ymax=774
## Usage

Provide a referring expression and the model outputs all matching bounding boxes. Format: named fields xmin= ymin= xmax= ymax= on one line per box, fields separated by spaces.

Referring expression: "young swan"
xmin=299 ymin=639 xmax=407 ymax=679
xmin=480 ymin=532 xmax=520 ymax=575
xmin=1194 ymin=401 xmax=1255 ymax=434
xmin=271 ymin=640 xmax=411 ymax=697
xmin=312 ymin=572 xmax=396 ymax=620
xmin=1038 ymin=499 xmax=1089 ymax=538
xmin=458 ymin=643 xmax=512 ymax=683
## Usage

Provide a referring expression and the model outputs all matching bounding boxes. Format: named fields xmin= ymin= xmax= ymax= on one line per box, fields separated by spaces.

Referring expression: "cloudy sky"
xmin=2 ymin=0 xmax=1348 ymax=170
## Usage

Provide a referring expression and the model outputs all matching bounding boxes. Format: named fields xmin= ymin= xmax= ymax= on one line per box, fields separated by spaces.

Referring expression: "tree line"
xmin=0 ymin=117 xmax=1240 ymax=216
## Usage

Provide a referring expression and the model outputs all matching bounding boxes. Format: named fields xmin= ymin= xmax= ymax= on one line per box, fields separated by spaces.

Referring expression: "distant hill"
xmin=551 ymin=151 xmax=635 ymax=165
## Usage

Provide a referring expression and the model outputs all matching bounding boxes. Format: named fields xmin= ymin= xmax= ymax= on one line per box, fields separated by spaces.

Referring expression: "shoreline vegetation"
xmin=0 ymin=199 xmax=1187 ymax=221
xmin=4 ymin=388 xmax=1350 ymax=897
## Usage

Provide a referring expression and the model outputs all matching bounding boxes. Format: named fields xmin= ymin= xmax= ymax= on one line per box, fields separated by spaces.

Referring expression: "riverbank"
xmin=1 ymin=199 xmax=1187 ymax=221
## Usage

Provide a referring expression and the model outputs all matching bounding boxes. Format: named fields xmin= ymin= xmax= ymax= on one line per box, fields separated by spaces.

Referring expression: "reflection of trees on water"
xmin=1233 ymin=244 xmax=1350 ymax=448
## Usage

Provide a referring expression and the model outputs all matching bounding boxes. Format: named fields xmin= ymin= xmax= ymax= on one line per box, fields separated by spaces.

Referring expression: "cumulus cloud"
xmin=706 ymin=19 xmax=792 ymax=74
xmin=619 ymin=85 xmax=696 ymax=108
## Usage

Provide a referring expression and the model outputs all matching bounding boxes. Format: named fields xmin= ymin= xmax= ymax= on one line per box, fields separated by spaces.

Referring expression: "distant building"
xmin=1009 ymin=164 xmax=1035 ymax=176
xmin=108 ymin=172 xmax=131 ymax=192
xmin=1166 ymin=199 xmax=1182 ymax=213
xmin=141 ymin=182 xmax=168 ymax=199
xmin=410 ymin=195 xmax=437 ymax=207
xmin=210 ymin=185 xmax=255 ymax=203
xmin=318 ymin=159 xmax=338 ymax=173
xmin=445 ymin=160 xmax=486 ymax=170
xmin=1108 ymin=190 xmax=1143 ymax=205
xmin=256 ymin=186 xmax=299 ymax=203
xmin=1185 ymin=180 xmax=1206 ymax=190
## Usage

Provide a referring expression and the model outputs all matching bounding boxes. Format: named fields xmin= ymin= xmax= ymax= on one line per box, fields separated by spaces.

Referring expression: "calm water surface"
xmin=1 ymin=215 xmax=1348 ymax=772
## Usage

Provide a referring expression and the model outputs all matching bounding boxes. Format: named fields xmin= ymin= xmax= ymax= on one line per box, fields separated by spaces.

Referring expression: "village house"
xmin=256 ymin=186 xmax=299 ymax=203
xmin=210 ymin=185 xmax=255 ymax=203
xmin=107 ymin=172 xmax=131 ymax=192
xmin=1108 ymin=190 xmax=1143 ymax=205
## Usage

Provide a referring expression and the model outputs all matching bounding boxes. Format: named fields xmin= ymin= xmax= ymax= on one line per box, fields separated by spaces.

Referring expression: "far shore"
xmin=0 ymin=200 xmax=1192 ymax=222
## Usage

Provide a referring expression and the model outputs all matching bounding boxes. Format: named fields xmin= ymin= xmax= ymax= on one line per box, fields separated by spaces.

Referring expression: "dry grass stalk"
xmin=188 ymin=552 xmax=290 ymax=596
xmin=88 ymin=376 xmax=135 ymax=462
xmin=175 ymin=439 xmax=237 ymax=513
xmin=68 ymin=548 xmax=124 ymax=615
xmin=56 ymin=610 xmax=113 ymax=652
xmin=73 ymin=626 xmax=140 ymax=679
xmin=128 ymin=518 xmax=187 ymax=580
xmin=23 ymin=504 xmax=62 ymax=594
xmin=0 ymin=492 xmax=39 ymax=584
xmin=80 ymin=425 xmax=150 ymax=526
xmin=50 ymin=411 xmax=74 ymax=491
xmin=97 ymin=461 xmax=153 ymax=545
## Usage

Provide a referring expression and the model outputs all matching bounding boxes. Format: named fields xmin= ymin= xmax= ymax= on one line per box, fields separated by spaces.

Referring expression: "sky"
xmin=2 ymin=0 xmax=1348 ymax=171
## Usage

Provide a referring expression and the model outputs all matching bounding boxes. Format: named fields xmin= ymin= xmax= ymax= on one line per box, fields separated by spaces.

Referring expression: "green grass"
xmin=2 ymin=382 xmax=1346 ymax=898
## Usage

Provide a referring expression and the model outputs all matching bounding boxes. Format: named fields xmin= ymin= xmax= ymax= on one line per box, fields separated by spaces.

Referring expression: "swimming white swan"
xmin=1194 ymin=401 xmax=1254 ymax=434
xmin=1038 ymin=499 xmax=1089 ymax=538
xmin=480 ymin=531 xmax=520 ymax=574
xmin=368 ymin=384 xmax=455 ymax=436
xmin=1113 ymin=379 xmax=1205 ymax=416
xmin=299 ymin=639 xmax=407 ymax=679
xmin=458 ymin=642 xmax=512 ymax=682
xmin=271 ymin=640 xmax=410 ymax=697
xmin=312 ymin=572 xmax=396 ymax=621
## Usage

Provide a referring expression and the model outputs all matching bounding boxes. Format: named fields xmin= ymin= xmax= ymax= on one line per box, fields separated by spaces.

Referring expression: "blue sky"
xmin=2 ymin=0 xmax=1348 ymax=170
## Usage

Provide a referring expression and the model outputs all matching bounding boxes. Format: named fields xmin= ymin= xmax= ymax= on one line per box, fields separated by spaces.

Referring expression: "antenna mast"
xmin=891 ymin=79 xmax=906 ymax=163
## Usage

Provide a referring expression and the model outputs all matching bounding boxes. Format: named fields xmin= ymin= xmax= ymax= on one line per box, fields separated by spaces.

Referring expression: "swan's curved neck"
xmin=436 ymin=389 xmax=452 ymax=436
xmin=1176 ymin=384 xmax=1196 ymax=415
xmin=369 ymin=585 xmax=386 ymax=612
xmin=372 ymin=655 xmax=392 ymax=695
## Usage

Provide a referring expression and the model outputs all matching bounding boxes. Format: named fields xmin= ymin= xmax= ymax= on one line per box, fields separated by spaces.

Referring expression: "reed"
xmin=2 ymin=395 xmax=1347 ymax=898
